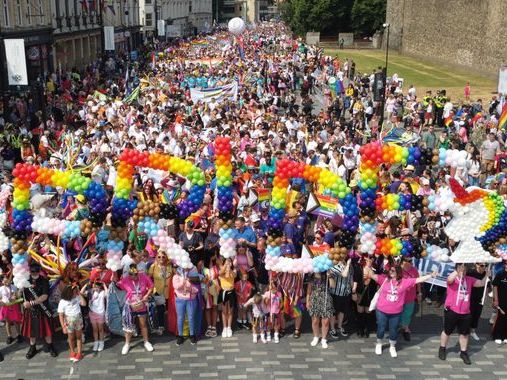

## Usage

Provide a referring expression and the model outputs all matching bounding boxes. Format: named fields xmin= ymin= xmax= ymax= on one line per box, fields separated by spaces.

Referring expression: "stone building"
xmin=386 ymin=0 xmax=507 ymax=76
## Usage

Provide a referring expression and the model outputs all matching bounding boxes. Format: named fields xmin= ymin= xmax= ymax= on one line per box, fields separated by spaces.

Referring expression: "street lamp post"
xmin=379 ymin=22 xmax=390 ymax=127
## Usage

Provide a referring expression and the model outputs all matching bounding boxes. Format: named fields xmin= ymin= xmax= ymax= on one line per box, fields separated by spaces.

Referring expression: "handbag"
xmin=369 ymin=278 xmax=387 ymax=312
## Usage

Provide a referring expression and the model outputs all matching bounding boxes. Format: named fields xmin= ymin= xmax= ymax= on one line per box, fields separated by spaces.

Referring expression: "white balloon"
xmin=228 ymin=17 xmax=245 ymax=35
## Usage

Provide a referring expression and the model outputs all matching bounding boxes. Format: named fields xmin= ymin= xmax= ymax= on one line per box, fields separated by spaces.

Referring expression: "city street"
xmin=0 ymin=306 xmax=505 ymax=380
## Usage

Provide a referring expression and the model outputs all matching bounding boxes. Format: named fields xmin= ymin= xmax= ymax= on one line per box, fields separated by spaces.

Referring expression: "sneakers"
xmin=16 ymin=335 xmax=23 ymax=344
xmin=503 ymin=339 xmax=507 ymax=344
xmin=155 ymin=327 xmax=164 ymax=336
xmin=402 ymin=331 xmax=411 ymax=342
xmin=375 ymin=343 xmax=382 ymax=355
xmin=6 ymin=336 xmax=14 ymax=345
xmin=438 ymin=346 xmax=446 ymax=361
xmin=222 ymin=328 xmax=228 ymax=338
xmin=470 ymin=331 xmax=480 ymax=341
xmin=260 ymin=333 xmax=267 ymax=344
xmin=73 ymin=353 xmax=83 ymax=362
xmin=26 ymin=344 xmax=37 ymax=359
xmin=227 ymin=327 xmax=233 ymax=338
xmin=121 ymin=343 xmax=130 ymax=355
xmin=460 ymin=351 xmax=471 ymax=365
xmin=339 ymin=327 xmax=348 ymax=337
xmin=70 ymin=353 xmax=77 ymax=362
xmin=495 ymin=339 xmax=503 ymax=345
xmin=330 ymin=329 xmax=339 ymax=339
xmin=176 ymin=336 xmax=184 ymax=346
xmin=93 ymin=341 xmax=99 ymax=352
xmin=190 ymin=335 xmax=197 ymax=345
xmin=310 ymin=337 xmax=319 ymax=347
xmin=253 ymin=334 xmax=258 ymax=343
xmin=389 ymin=346 xmax=397 ymax=358
xmin=321 ymin=339 xmax=328 ymax=349
xmin=266 ymin=333 xmax=271 ymax=342
xmin=144 ymin=341 xmax=154 ymax=352
xmin=97 ymin=341 xmax=104 ymax=352
xmin=274 ymin=332 xmax=279 ymax=344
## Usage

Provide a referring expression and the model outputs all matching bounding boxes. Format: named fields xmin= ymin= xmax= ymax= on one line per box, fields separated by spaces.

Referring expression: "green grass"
xmin=325 ymin=49 xmax=497 ymax=101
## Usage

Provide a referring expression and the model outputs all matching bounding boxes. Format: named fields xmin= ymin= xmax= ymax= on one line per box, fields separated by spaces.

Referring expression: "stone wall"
xmin=386 ymin=0 xmax=507 ymax=76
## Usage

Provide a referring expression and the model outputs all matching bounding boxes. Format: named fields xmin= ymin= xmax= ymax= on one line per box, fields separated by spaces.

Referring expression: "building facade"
xmin=0 ymin=0 xmax=54 ymax=89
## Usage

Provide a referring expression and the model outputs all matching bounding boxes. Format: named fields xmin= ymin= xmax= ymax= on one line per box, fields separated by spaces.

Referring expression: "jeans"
xmin=175 ymin=298 xmax=198 ymax=336
xmin=376 ymin=310 xmax=402 ymax=341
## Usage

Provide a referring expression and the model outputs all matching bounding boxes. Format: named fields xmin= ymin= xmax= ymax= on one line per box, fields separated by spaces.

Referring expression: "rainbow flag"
xmin=499 ymin=102 xmax=507 ymax=131
xmin=257 ymin=188 xmax=271 ymax=203
xmin=444 ymin=116 xmax=453 ymax=128
xmin=471 ymin=112 xmax=483 ymax=124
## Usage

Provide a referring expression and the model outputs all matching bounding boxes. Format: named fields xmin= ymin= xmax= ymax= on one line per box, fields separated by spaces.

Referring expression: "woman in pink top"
xmin=172 ymin=266 xmax=200 ymax=346
xmin=438 ymin=263 xmax=489 ymax=365
xmin=365 ymin=264 xmax=435 ymax=358
xmin=116 ymin=264 xmax=154 ymax=355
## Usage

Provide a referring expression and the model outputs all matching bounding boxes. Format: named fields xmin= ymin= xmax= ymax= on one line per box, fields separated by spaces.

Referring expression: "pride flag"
xmin=499 ymin=102 xmax=507 ymax=131
xmin=444 ymin=116 xmax=453 ymax=128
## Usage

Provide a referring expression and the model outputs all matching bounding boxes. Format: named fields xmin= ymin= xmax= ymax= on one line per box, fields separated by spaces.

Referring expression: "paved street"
xmin=0 ymin=305 xmax=506 ymax=380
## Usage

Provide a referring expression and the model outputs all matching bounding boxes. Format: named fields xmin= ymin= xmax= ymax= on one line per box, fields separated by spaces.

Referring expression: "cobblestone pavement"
xmin=0 ymin=306 xmax=505 ymax=380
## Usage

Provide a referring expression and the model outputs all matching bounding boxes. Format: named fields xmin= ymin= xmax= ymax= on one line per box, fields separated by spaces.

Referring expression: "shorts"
xmin=131 ymin=310 xmax=148 ymax=318
xmin=219 ymin=289 xmax=236 ymax=308
xmin=89 ymin=311 xmax=105 ymax=324
xmin=332 ymin=294 xmax=351 ymax=314
xmin=65 ymin=315 xmax=83 ymax=333
xmin=443 ymin=308 xmax=471 ymax=336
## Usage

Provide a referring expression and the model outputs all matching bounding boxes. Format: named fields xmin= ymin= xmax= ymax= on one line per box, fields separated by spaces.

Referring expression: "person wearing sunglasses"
xmin=467 ymin=263 xmax=487 ymax=341
xmin=147 ymin=252 xmax=173 ymax=335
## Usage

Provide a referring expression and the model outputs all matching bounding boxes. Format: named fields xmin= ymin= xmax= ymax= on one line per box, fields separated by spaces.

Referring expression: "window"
xmin=38 ymin=0 xmax=43 ymax=24
xmin=145 ymin=12 xmax=152 ymax=26
xmin=189 ymin=1 xmax=192 ymax=13
xmin=26 ymin=0 xmax=31 ymax=25
xmin=16 ymin=0 xmax=22 ymax=25
xmin=2 ymin=0 xmax=9 ymax=26
xmin=145 ymin=0 xmax=152 ymax=3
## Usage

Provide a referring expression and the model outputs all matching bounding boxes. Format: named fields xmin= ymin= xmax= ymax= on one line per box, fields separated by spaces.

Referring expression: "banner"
xmin=498 ymin=66 xmax=507 ymax=95
xmin=104 ymin=26 xmax=115 ymax=51
xmin=157 ymin=20 xmax=165 ymax=37
xmin=413 ymin=257 xmax=455 ymax=288
xmin=4 ymin=39 xmax=28 ymax=86
xmin=190 ymin=82 xmax=238 ymax=104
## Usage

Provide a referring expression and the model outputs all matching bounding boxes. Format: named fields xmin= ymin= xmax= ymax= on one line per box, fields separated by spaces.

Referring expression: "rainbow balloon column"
xmin=267 ymin=159 xmax=358 ymax=273
xmin=11 ymin=163 xmax=109 ymax=288
xmin=111 ymin=149 xmax=205 ymax=269
xmin=214 ymin=137 xmax=236 ymax=258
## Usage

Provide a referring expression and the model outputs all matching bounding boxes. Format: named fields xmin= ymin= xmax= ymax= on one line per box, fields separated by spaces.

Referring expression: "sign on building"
xmin=166 ymin=25 xmax=182 ymax=38
xmin=499 ymin=66 xmax=507 ymax=95
xmin=157 ymin=20 xmax=166 ymax=37
xmin=104 ymin=26 xmax=115 ymax=51
xmin=4 ymin=39 xmax=28 ymax=86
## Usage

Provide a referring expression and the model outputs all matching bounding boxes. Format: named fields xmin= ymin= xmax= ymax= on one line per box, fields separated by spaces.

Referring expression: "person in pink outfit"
xmin=234 ymin=270 xmax=253 ymax=329
xmin=263 ymin=280 xmax=283 ymax=343
xmin=0 ymin=275 xmax=23 ymax=345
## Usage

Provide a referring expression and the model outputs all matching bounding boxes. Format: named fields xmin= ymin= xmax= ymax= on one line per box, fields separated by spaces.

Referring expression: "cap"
xmin=250 ymin=213 xmax=260 ymax=223
xmin=76 ymin=194 xmax=86 ymax=204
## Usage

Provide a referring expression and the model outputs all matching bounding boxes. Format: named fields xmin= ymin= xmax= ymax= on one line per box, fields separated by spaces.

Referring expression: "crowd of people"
xmin=0 ymin=21 xmax=507 ymax=367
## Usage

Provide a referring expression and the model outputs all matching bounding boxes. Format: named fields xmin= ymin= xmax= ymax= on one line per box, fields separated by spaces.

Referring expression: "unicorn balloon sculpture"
xmin=445 ymin=179 xmax=507 ymax=263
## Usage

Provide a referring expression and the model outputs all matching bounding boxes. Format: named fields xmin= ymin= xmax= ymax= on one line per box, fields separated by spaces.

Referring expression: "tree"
xmin=351 ymin=0 xmax=386 ymax=36
xmin=280 ymin=0 xmax=354 ymax=36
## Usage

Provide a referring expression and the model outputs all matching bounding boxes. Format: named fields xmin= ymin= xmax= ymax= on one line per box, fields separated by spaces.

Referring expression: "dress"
xmin=308 ymin=280 xmax=334 ymax=318
xmin=21 ymin=276 xmax=54 ymax=338
xmin=0 ymin=285 xmax=22 ymax=323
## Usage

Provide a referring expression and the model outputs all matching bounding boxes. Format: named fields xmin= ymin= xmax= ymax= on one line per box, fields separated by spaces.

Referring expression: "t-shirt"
xmin=481 ymin=140 xmax=500 ymax=161
xmin=117 ymin=274 xmax=154 ymax=312
xmin=492 ymin=270 xmax=507 ymax=309
xmin=263 ymin=290 xmax=282 ymax=314
xmin=376 ymin=275 xmax=417 ymax=314
xmin=444 ymin=276 xmax=476 ymax=314
xmin=402 ymin=266 xmax=420 ymax=303
xmin=57 ymin=296 xmax=82 ymax=317
xmin=88 ymin=290 xmax=106 ymax=315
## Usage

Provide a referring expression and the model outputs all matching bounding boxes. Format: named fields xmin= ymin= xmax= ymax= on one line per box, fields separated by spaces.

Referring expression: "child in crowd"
xmin=264 ymin=280 xmax=283 ymax=343
xmin=58 ymin=284 xmax=86 ymax=362
xmin=81 ymin=281 xmax=107 ymax=352
xmin=244 ymin=293 xmax=268 ymax=343
xmin=0 ymin=275 xmax=22 ymax=344
xmin=234 ymin=270 xmax=253 ymax=329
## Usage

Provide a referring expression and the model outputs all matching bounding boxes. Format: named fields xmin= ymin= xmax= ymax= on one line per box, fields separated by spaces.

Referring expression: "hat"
xmin=128 ymin=264 xmax=139 ymax=274
xmin=405 ymin=165 xmax=415 ymax=171
xmin=250 ymin=213 xmax=260 ymax=223
xmin=76 ymin=194 xmax=86 ymax=204
xmin=287 ymin=210 xmax=298 ymax=218
xmin=401 ymin=228 xmax=411 ymax=236
xmin=420 ymin=178 xmax=430 ymax=186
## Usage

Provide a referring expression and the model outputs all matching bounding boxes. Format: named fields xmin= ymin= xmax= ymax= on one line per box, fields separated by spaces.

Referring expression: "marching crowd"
xmin=0 ymin=21 xmax=506 ymax=367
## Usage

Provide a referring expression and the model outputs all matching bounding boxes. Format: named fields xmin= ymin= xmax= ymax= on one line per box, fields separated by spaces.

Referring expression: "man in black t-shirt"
xmin=492 ymin=261 xmax=507 ymax=343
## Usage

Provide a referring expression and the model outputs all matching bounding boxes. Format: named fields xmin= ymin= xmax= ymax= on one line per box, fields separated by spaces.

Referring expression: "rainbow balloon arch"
xmin=8 ymin=140 xmax=507 ymax=287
